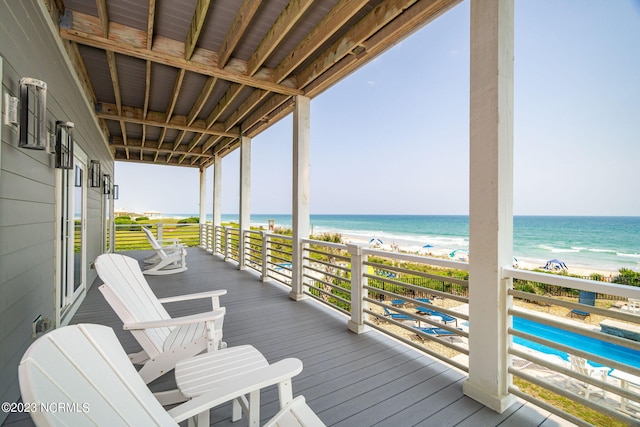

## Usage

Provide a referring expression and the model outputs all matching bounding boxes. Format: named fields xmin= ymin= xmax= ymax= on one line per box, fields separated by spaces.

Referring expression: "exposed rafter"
xmin=57 ymin=0 xmax=461 ymax=168
xmin=217 ymin=0 xmax=261 ymax=68
xmin=60 ymin=11 xmax=302 ymax=96
xmin=185 ymin=0 xmax=211 ymax=60
xmin=246 ymin=0 xmax=314 ymax=76
xmin=96 ymin=102 xmax=240 ymax=138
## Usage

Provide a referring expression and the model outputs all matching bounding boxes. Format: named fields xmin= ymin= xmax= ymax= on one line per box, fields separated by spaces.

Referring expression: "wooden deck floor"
xmin=4 ymin=249 xmax=573 ymax=426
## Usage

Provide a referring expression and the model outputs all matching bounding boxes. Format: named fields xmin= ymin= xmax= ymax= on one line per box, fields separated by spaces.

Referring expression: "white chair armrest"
xmin=123 ymin=308 xmax=225 ymax=330
xmin=158 ymin=289 xmax=227 ymax=304
xmin=168 ymin=358 xmax=303 ymax=423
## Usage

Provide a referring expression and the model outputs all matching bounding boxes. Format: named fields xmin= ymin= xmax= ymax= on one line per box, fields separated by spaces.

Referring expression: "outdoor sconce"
xmin=55 ymin=121 xmax=74 ymax=169
xmin=89 ymin=160 xmax=101 ymax=187
xmin=112 ymin=185 xmax=119 ymax=200
xmin=103 ymin=174 xmax=111 ymax=195
xmin=19 ymin=77 xmax=48 ymax=150
xmin=74 ymin=165 xmax=82 ymax=187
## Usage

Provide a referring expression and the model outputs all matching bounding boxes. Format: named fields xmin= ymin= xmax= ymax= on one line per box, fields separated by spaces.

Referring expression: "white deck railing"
xmin=199 ymin=227 xmax=640 ymax=425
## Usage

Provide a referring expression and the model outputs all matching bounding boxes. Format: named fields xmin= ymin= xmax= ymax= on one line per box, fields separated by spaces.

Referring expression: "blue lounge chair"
xmin=413 ymin=326 xmax=457 ymax=337
xmin=383 ymin=307 xmax=412 ymax=321
xmin=570 ymin=291 xmax=596 ymax=319
xmin=415 ymin=298 xmax=431 ymax=313
xmin=415 ymin=307 xmax=457 ymax=326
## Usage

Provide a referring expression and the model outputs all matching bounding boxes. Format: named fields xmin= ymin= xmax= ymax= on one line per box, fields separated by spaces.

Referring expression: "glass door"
xmin=57 ymin=157 xmax=86 ymax=320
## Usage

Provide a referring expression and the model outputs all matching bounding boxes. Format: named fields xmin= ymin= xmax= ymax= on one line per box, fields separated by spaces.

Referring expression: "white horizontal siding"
xmin=0 ymin=1 xmax=114 ymax=422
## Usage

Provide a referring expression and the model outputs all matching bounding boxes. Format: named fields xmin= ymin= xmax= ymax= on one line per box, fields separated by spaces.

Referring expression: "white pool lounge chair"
xmin=94 ymin=253 xmax=226 ymax=383
xmin=19 ymin=324 xmax=320 ymax=427
xmin=141 ymin=226 xmax=187 ymax=275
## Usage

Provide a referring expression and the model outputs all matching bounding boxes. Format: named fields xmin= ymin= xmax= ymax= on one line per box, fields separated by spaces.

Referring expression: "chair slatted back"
xmin=95 ymin=254 xmax=172 ymax=355
xmin=142 ymin=227 xmax=169 ymax=256
xmin=19 ymin=324 xmax=176 ymax=427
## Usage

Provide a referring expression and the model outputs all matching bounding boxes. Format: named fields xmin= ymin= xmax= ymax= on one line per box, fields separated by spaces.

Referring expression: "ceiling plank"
xmin=246 ymin=0 xmax=314 ymax=76
xmin=272 ymin=0 xmax=369 ymax=84
xmin=97 ymin=102 xmax=240 ymax=137
xmin=61 ymin=12 xmax=302 ymax=96
xmin=218 ymin=0 xmax=262 ymax=68
xmin=185 ymin=0 xmax=211 ymax=60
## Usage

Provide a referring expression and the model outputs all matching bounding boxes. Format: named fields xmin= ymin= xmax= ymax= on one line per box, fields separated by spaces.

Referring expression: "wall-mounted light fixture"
xmin=19 ymin=77 xmax=48 ymax=150
xmin=55 ymin=121 xmax=74 ymax=169
xmin=103 ymin=174 xmax=111 ymax=195
xmin=89 ymin=160 xmax=101 ymax=187
xmin=112 ymin=184 xmax=119 ymax=200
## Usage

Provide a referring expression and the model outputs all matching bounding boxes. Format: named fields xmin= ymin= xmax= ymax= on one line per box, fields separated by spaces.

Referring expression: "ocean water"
xmin=168 ymin=213 xmax=640 ymax=273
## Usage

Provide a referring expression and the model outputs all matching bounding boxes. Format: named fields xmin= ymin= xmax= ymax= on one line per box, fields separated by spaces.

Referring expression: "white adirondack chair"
xmin=264 ymin=396 xmax=326 ymax=427
xmin=94 ymin=253 xmax=226 ymax=383
xmin=19 ymin=324 xmax=322 ymax=427
xmin=141 ymin=226 xmax=187 ymax=275
xmin=567 ymin=354 xmax=610 ymax=399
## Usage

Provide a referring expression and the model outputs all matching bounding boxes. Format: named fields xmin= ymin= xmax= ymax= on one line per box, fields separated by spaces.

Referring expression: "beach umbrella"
xmin=544 ymin=259 xmax=567 ymax=271
xmin=449 ymin=249 xmax=469 ymax=259
xmin=369 ymin=238 xmax=383 ymax=245
xmin=422 ymin=244 xmax=434 ymax=249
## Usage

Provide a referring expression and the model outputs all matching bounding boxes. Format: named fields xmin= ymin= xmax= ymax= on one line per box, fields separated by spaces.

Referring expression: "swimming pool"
xmin=513 ymin=317 xmax=640 ymax=369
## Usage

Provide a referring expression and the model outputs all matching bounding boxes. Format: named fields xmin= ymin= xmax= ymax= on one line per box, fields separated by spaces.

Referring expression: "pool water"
xmin=513 ymin=317 xmax=640 ymax=369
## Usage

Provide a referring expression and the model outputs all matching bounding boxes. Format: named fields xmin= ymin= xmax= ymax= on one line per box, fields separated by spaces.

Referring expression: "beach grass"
xmin=513 ymin=377 xmax=627 ymax=427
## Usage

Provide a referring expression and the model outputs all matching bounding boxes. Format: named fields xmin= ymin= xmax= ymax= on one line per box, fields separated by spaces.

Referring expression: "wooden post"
xmin=463 ymin=0 xmax=516 ymax=413
xmin=348 ymin=243 xmax=370 ymax=334
xmin=290 ymin=95 xmax=311 ymax=301
xmin=212 ymin=155 xmax=222 ymax=256
xmin=238 ymin=136 xmax=251 ymax=270
xmin=198 ymin=167 xmax=207 ymax=248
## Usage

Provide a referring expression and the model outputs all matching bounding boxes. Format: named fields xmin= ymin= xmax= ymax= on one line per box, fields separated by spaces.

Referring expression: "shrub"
xmin=178 ymin=217 xmax=199 ymax=224
xmin=135 ymin=216 xmax=149 ymax=222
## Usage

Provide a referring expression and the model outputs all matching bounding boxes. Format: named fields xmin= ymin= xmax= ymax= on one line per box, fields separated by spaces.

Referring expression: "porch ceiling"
xmin=51 ymin=0 xmax=460 ymax=168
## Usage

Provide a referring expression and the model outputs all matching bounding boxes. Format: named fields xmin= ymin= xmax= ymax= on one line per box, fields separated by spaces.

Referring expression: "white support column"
xmin=463 ymin=0 xmax=516 ymax=413
xmin=212 ymin=155 xmax=222 ymax=255
xmin=290 ymin=95 xmax=311 ymax=301
xmin=238 ymin=136 xmax=251 ymax=269
xmin=199 ymin=167 xmax=207 ymax=248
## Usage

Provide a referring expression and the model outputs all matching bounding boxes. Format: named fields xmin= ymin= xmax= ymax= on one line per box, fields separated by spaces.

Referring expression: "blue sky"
xmin=116 ymin=0 xmax=640 ymax=217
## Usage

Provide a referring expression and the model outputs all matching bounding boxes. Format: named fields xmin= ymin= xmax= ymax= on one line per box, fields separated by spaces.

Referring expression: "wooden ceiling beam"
xmin=218 ymin=0 xmax=261 ymax=68
xmin=96 ymin=0 xmax=109 ymax=37
xmin=96 ymin=102 xmax=240 ymax=137
xmin=166 ymin=68 xmax=186 ymax=122
xmin=188 ymin=76 xmax=217 ymax=125
xmin=272 ymin=0 xmax=369 ymax=84
xmin=111 ymin=138 xmax=214 ymax=158
xmin=61 ymin=11 xmax=302 ymax=96
xmin=297 ymin=0 xmax=419 ymax=90
xmin=147 ymin=0 xmax=156 ymax=49
xmin=185 ymin=0 xmax=211 ymax=60
xmin=240 ymin=93 xmax=290 ymax=135
xmin=305 ymin=0 xmax=461 ymax=98
xmin=205 ymin=83 xmax=243 ymax=128
xmin=247 ymin=0 xmax=314 ymax=76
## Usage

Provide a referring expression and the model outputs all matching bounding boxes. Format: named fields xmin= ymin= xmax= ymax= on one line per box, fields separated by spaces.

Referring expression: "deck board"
xmin=3 ymin=249 xmax=572 ymax=426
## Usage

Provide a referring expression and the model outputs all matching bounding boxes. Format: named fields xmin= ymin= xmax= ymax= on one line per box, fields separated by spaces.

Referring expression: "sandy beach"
xmin=338 ymin=233 xmax=620 ymax=278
